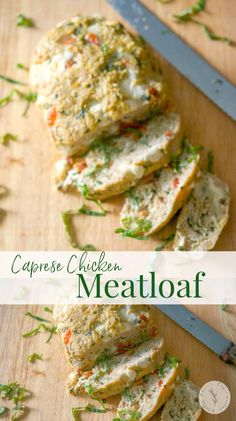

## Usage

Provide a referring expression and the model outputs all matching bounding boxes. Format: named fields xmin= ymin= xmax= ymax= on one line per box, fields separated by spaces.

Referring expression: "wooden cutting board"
xmin=0 ymin=1 xmax=236 ymax=420
xmin=0 ymin=0 xmax=236 ymax=252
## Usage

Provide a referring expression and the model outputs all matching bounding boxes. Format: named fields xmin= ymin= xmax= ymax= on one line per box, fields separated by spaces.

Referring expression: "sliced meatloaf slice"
xmin=174 ymin=172 xmax=230 ymax=250
xmin=117 ymin=355 xmax=179 ymax=421
xmin=55 ymin=112 xmax=182 ymax=200
xmin=119 ymin=141 xmax=200 ymax=236
xmin=68 ymin=336 xmax=164 ymax=399
xmin=53 ymin=304 xmax=158 ymax=370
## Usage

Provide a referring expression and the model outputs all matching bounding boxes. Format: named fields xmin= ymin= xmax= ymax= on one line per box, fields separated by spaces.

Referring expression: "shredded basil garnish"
xmin=0 ymin=90 xmax=16 ymax=107
xmin=16 ymin=63 xmax=29 ymax=71
xmin=171 ymin=139 xmax=202 ymax=173
xmin=125 ymin=188 xmax=140 ymax=207
xmin=78 ymin=205 xmax=107 ymax=217
xmin=43 ymin=307 xmax=53 ymax=313
xmin=0 ymin=382 xmax=30 ymax=418
xmin=183 ymin=141 xmax=203 ymax=159
xmin=61 ymin=200 xmax=108 ymax=249
xmin=0 ymin=89 xmax=37 ymax=116
xmin=122 ymin=388 xmax=134 ymax=403
xmin=17 ymin=14 xmax=35 ymax=28
xmin=78 ymin=183 xmax=107 ymax=213
xmin=20 ymin=90 xmax=37 ymax=116
xmin=0 ymin=75 xmax=26 ymax=86
xmin=116 ymin=217 xmax=152 ymax=240
xmin=11 ymin=404 xmax=26 ymax=420
xmin=85 ymin=385 xmax=108 ymax=411
xmin=22 ymin=324 xmax=43 ymax=338
xmin=115 ymin=227 xmax=150 ymax=241
xmin=95 ymin=354 xmax=113 ymax=373
xmin=25 ymin=311 xmax=50 ymax=323
xmin=101 ymin=44 xmax=110 ymax=54
xmin=27 ymin=353 xmax=43 ymax=363
xmin=0 ymin=406 xmax=7 ymax=416
xmin=155 ymin=233 xmax=175 ymax=251
xmin=207 ymin=151 xmax=214 ymax=173
xmin=157 ymin=354 xmax=181 ymax=376
xmin=23 ymin=323 xmax=57 ymax=343
xmin=173 ymin=1 xmax=234 ymax=44
xmin=72 ymin=404 xmax=107 ymax=418
xmin=61 ymin=210 xmax=78 ymax=249
xmin=116 ymin=409 xmax=142 ymax=421
xmin=184 ymin=366 xmax=190 ymax=379
xmin=80 ymin=244 xmax=97 ymax=251
xmin=23 ymin=312 xmax=56 ymax=343
xmin=88 ymin=137 xmax=121 ymax=168
xmin=0 ymin=133 xmax=18 ymax=146
xmin=61 ymin=209 xmax=100 ymax=250
xmin=192 ymin=19 xmax=234 ymax=44
xmin=166 ymin=355 xmax=181 ymax=368
xmin=173 ymin=0 xmax=205 ymax=22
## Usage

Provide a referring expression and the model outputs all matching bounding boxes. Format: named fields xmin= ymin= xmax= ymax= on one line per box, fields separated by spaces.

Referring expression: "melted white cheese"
xmin=89 ymin=100 xmax=103 ymax=119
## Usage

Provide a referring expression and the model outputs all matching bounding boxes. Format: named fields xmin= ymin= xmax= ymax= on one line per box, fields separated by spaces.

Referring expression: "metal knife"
xmin=107 ymin=0 xmax=236 ymax=121
xmin=156 ymin=305 xmax=236 ymax=366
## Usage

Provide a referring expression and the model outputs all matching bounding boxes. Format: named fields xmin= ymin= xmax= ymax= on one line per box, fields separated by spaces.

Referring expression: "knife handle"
xmin=221 ymin=343 xmax=236 ymax=366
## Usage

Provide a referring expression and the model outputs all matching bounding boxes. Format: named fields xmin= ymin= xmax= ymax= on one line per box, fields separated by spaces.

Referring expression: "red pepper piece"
xmin=73 ymin=160 xmax=87 ymax=173
xmin=85 ymin=33 xmax=100 ymax=45
xmin=64 ymin=328 xmax=72 ymax=345
xmin=139 ymin=314 xmax=149 ymax=323
xmin=148 ymin=86 xmax=160 ymax=97
xmin=157 ymin=379 xmax=163 ymax=387
xmin=47 ymin=107 xmax=57 ymax=126
xmin=165 ymin=130 xmax=173 ymax=138
xmin=173 ymin=177 xmax=180 ymax=188
xmin=65 ymin=58 xmax=76 ymax=68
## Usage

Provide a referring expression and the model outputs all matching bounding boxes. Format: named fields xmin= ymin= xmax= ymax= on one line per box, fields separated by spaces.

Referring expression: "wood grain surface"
xmin=0 ymin=1 xmax=236 ymax=420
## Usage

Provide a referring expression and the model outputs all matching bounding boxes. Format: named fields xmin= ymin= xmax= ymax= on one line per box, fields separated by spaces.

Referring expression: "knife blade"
xmin=155 ymin=305 xmax=236 ymax=366
xmin=107 ymin=0 xmax=236 ymax=121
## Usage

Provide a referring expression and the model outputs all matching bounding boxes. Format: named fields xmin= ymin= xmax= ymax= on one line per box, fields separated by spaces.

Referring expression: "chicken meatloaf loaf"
xmin=53 ymin=304 xmax=158 ymax=369
xmin=68 ymin=336 xmax=164 ymax=399
xmin=55 ymin=112 xmax=182 ymax=200
xmin=30 ymin=15 xmax=168 ymax=156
